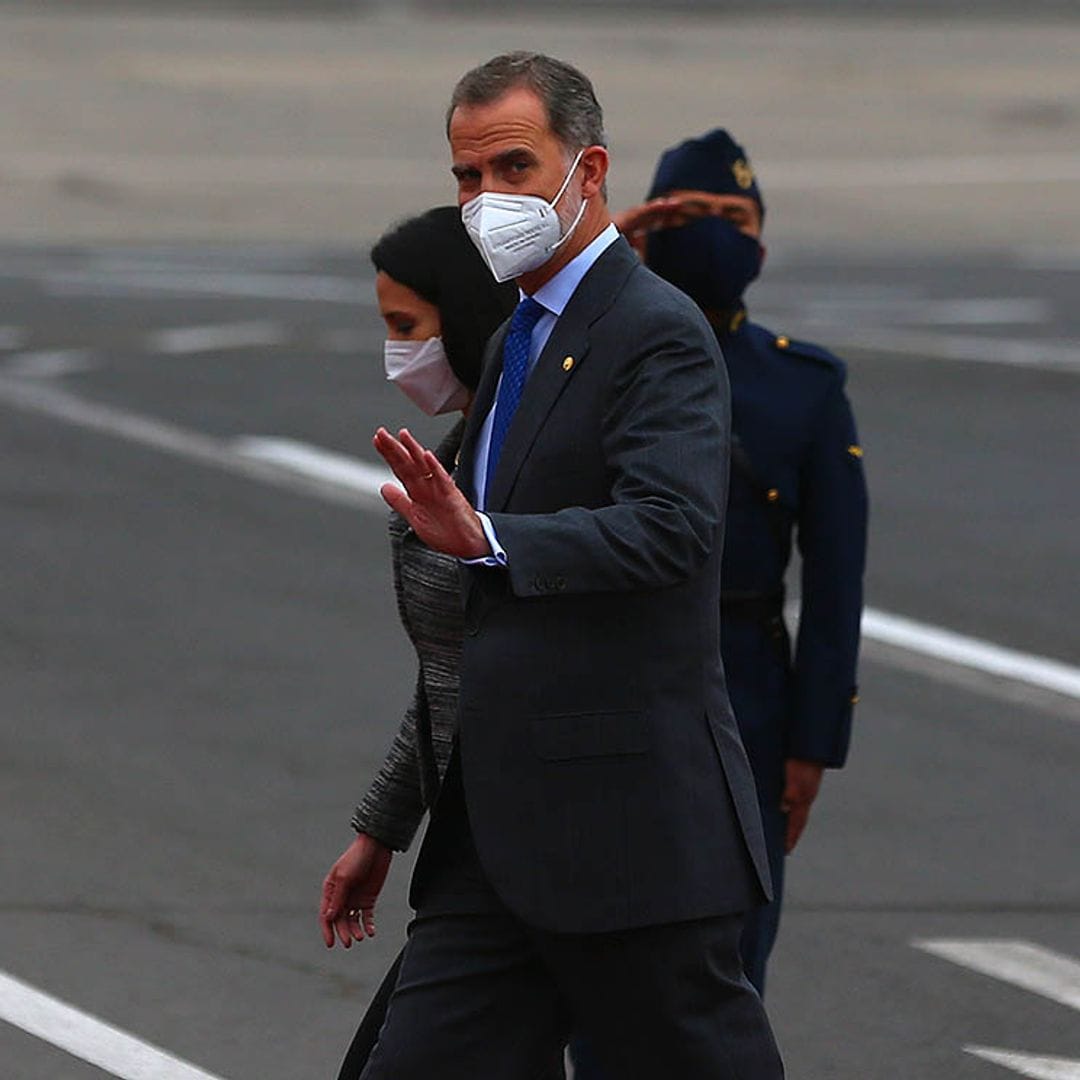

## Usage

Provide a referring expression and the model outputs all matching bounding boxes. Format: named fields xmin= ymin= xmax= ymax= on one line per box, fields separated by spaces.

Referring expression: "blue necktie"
xmin=485 ymin=296 xmax=546 ymax=496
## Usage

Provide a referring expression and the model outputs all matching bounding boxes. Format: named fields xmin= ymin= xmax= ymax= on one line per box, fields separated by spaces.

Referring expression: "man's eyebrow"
xmin=450 ymin=162 xmax=480 ymax=180
xmin=451 ymin=147 xmax=538 ymax=180
xmin=492 ymin=147 xmax=537 ymax=167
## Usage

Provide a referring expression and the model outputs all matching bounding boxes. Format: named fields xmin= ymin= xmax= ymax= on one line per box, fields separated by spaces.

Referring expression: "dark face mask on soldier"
xmin=646 ymin=216 xmax=763 ymax=315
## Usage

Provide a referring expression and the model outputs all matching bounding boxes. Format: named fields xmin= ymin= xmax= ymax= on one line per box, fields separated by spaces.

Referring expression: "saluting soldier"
xmin=617 ymin=129 xmax=870 ymax=996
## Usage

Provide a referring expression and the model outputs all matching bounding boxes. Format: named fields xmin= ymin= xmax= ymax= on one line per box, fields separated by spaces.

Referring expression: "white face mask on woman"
xmin=383 ymin=337 xmax=471 ymax=416
xmin=460 ymin=149 xmax=588 ymax=283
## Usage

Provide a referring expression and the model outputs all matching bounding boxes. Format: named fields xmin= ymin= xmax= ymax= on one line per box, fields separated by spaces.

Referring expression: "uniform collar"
xmin=707 ymin=301 xmax=748 ymax=337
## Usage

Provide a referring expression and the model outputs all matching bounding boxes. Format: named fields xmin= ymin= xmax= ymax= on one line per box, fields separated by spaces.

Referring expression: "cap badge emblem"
xmin=732 ymin=158 xmax=755 ymax=190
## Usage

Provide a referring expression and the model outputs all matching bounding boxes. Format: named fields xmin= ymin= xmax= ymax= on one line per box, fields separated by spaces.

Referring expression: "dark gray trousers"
xmin=357 ymin=753 xmax=784 ymax=1080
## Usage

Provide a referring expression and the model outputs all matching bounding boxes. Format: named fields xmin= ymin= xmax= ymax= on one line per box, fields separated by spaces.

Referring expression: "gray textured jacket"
xmin=350 ymin=424 xmax=463 ymax=851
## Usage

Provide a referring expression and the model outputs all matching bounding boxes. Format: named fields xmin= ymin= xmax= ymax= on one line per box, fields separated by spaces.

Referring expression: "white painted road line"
xmin=914 ymin=940 xmax=1080 ymax=1012
xmin=768 ymin=151 xmax=1080 ymax=191
xmin=3 ymin=349 xmax=96 ymax=378
xmin=231 ymin=436 xmax=392 ymax=498
xmin=149 ymin=321 xmax=285 ymax=356
xmin=916 ymin=941 xmax=1080 ymax=1078
xmin=9 ymin=148 xmax=1080 ymax=191
xmin=2 ymin=374 xmax=1077 ymax=706
xmin=0 ymin=969 xmax=226 ymax=1080
xmin=0 ymin=376 xmax=382 ymax=511
xmin=915 ymin=299 xmax=1051 ymax=327
xmin=0 ymin=325 xmax=26 ymax=350
xmin=804 ymin=328 xmax=1080 ymax=371
xmin=39 ymin=269 xmax=367 ymax=304
xmin=865 ymin=612 xmax=1080 ymax=702
xmin=769 ymin=296 xmax=1051 ymax=327
xmin=966 ymin=1047 xmax=1080 ymax=1080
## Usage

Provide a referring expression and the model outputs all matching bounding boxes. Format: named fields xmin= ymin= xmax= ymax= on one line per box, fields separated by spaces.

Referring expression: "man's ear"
xmin=579 ymin=145 xmax=609 ymax=200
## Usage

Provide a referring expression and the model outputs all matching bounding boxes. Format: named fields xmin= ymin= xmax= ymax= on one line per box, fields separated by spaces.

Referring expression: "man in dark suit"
xmin=362 ymin=53 xmax=783 ymax=1079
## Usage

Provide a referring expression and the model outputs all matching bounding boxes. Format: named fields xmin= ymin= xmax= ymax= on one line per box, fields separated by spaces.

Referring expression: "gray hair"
xmin=446 ymin=52 xmax=607 ymax=158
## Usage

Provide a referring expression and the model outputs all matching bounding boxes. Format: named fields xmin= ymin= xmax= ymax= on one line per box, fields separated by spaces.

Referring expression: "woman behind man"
xmin=319 ymin=207 xmax=532 ymax=1078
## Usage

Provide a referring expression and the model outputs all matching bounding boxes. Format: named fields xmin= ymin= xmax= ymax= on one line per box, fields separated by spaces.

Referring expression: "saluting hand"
xmin=613 ymin=193 xmax=719 ymax=258
xmin=373 ymin=427 xmax=490 ymax=559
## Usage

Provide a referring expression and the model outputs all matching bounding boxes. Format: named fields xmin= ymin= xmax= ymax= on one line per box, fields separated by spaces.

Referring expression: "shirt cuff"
xmin=460 ymin=512 xmax=508 ymax=567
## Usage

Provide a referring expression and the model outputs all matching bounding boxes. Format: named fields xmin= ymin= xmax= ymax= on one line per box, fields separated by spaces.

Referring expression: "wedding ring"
xmin=422 ymin=472 xmax=434 ymax=480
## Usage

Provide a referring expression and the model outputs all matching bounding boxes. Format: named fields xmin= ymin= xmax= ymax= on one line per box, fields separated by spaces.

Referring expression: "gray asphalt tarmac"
xmin=1 ymin=244 xmax=1078 ymax=1078
xmin=3 ymin=2 xmax=1080 ymax=1076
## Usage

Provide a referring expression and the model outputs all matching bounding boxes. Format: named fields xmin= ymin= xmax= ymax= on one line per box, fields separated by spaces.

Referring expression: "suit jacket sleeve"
xmin=351 ymin=671 xmax=428 ymax=852
xmin=790 ymin=377 xmax=869 ymax=767
xmin=349 ymin=514 xmax=431 ymax=852
xmin=487 ymin=300 xmax=729 ymax=597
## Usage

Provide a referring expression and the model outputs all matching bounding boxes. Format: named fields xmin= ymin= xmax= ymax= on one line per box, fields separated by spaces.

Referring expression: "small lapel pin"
xmin=562 ymin=356 xmax=575 ymax=372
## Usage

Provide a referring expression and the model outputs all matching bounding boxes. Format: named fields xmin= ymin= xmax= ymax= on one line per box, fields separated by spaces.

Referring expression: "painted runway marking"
xmin=915 ymin=940 xmax=1080 ymax=1011
xmin=768 ymin=296 xmax=1051 ymax=327
xmin=2 ymin=349 xmax=96 ymax=378
xmin=768 ymin=151 xmax=1080 ymax=190
xmin=915 ymin=940 xmax=1080 ymax=1078
xmin=820 ymin=329 xmax=1080 ymax=371
xmin=9 ymin=148 xmax=1080 ymax=191
xmin=0 ymin=325 xmax=26 ymax=350
xmin=966 ymin=1047 xmax=1080 ymax=1080
xmin=149 ymin=321 xmax=285 ymax=356
xmin=39 ymin=268 xmax=367 ymax=304
xmin=864 ymin=611 xmax=1080 ymax=702
xmin=0 ymin=376 xmax=382 ymax=510
xmin=915 ymin=299 xmax=1051 ymax=326
xmin=0 ymin=968 xmax=226 ymax=1080
xmin=1 ymin=375 xmax=1076 ymax=706
xmin=231 ymin=435 xmax=392 ymax=498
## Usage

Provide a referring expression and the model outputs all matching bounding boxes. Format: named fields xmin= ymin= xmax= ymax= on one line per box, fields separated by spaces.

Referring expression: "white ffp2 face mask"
xmin=460 ymin=150 xmax=588 ymax=283
xmin=383 ymin=337 xmax=471 ymax=416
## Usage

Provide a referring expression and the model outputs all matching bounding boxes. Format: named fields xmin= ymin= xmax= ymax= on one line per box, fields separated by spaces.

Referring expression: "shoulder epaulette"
xmin=771 ymin=333 xmax=846 ymax=377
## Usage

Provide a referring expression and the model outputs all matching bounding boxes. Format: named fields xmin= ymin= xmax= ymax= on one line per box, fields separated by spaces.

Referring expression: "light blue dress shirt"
xmin=468 ymin=223 xmax=620 ymax=567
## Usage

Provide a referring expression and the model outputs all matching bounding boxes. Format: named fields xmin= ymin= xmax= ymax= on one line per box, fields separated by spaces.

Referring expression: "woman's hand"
xmin=319 ymin=833 xmax=393 ymax=948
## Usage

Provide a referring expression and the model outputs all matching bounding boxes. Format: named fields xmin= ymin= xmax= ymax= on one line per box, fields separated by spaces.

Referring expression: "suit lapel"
xmin=487 ymin=237 xmax=638 ymax=512
xmin=457 ymin=320 xmax=510 ymax=506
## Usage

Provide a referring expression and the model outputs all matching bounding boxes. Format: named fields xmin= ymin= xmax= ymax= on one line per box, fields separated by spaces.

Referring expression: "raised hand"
xmin=373 ymin=427 xmax=490 ymax=559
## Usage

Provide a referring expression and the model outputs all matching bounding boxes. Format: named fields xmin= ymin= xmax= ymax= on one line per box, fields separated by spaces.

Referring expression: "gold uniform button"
xmin=562 ymin=356 xmax=575 ymax=371
xmin=766 ymin=488 xmax=780 ymax=503
xmin=847 ymin=444 xmax=864 ymax=459
xmin=850 ymin=693 xmax=860 ymax=705
xmin=775 ymin=335 xmax=790 ymax=349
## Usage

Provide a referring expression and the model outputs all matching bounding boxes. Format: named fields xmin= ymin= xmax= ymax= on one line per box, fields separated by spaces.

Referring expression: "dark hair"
xmin=446 ymin=52 xmax=607 ymax=157
xmin=371 ymin=206 xmax=518 ymax=391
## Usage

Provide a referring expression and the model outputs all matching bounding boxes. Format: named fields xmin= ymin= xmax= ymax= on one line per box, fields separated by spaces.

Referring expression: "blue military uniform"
xmin=718 ymin=305 xmax=867 ymax=990
xmin=570 ymin=127 xmax=868 ymax=1080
